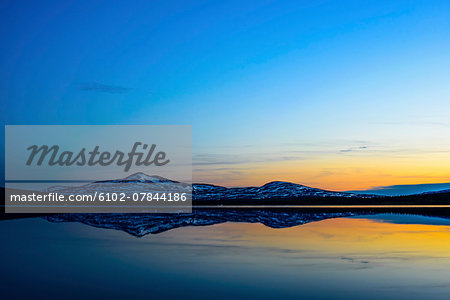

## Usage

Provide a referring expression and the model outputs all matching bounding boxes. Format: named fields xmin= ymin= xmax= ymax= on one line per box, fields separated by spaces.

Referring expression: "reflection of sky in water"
xmin=1 ymin=215 xmax=449 ymax=299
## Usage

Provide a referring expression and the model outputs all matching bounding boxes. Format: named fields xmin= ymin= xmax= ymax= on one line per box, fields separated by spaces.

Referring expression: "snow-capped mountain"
xmin=99 ymin=172 xmax=177 ymax=184
xmin=193 ymin=181 xmax=371 ymax=201
xmin=47 ymin=172 xmax=373 ymax=201
xmin=47 ymin=172 xmax=190 ymax=195
xmin=46 ymin=172 xmax=372 ymax=201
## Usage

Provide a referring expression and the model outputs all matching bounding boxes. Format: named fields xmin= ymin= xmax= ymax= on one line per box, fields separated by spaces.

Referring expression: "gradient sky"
xmin=1 ymin=0 xmax=450 ymax=190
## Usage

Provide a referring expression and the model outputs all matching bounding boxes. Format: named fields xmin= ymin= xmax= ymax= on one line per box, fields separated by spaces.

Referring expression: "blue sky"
xmin=1 ymin=0 xmax=450 ymax=189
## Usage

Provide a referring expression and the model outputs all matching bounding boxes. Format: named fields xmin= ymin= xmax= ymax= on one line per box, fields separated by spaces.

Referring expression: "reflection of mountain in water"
xmin=44 ymin=209 xmax=365 ymax=237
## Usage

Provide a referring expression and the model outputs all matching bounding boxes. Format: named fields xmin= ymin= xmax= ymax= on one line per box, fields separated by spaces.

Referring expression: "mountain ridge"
xmin=96 ymin=172 xmax=371 ymax=198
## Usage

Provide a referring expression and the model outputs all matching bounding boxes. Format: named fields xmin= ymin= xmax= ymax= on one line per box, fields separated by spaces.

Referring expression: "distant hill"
xmin=193 ymin=180 xmax=375 ymax=204
xmin=348 ymin=182 xmax=450 ymax=196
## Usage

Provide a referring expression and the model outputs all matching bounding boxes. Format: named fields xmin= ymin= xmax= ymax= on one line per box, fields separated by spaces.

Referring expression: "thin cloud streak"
xmin=79 ymin=82 xmax=134 ymax=94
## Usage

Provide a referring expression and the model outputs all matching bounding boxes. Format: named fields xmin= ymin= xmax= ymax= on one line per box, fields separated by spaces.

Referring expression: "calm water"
xmin=1 ymin=213 xmax=450 ymax=299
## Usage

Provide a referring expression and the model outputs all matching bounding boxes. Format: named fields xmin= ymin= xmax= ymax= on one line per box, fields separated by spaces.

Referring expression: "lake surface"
xmin=1 ymin=212 xmax=449 ymax=299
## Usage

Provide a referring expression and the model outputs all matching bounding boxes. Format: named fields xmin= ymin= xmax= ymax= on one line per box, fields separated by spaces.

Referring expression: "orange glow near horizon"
xmin=194 ymin=152 xmax=450 ymax=191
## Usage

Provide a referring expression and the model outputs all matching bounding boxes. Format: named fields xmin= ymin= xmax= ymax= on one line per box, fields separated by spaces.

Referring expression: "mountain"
xmin=47 ymin=172 xmax=190 ymax=195
xmin=347 ymin=182 xmax=450 ymax=196
xmin=193 ymin=181 xmax=371 ymax=201
xmin=98 ymin=172 xmax=177 ymax=184
xmin=8 ymin=173 xmax=450 ymax=205
xmin=46 ymin=172 xmax=373 ymax=203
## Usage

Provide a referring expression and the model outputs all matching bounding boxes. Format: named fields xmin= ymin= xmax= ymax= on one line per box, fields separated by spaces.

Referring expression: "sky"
xmin=1 ymin=0 xmax=450 ymax=191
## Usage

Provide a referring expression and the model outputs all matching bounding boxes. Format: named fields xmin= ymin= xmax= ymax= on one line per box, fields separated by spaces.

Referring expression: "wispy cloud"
xmin=193 ymin=153 xmax=305 ymax=166
xmin=340 ymin=146 xmax=368 ymax=153
xmin=79 ymin=82 xmax=134 ymax=94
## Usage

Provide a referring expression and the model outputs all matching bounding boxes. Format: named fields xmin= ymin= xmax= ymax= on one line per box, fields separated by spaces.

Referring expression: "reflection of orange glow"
xmin=256 ymin=218 xmax=450 ymax=256
xmin=194 ymin=153 xmax=450 ymax=190
xmin=225 ymin=219 xmax=450 ymax=256
xmin=166 ymin=218 xmax=450 ymax=263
